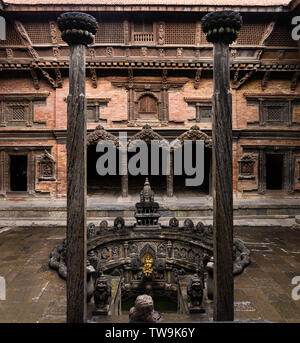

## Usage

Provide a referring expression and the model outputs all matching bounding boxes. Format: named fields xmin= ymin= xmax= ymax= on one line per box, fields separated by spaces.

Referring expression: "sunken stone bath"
xmin=49 ymin=179 xmax=250 ymax=318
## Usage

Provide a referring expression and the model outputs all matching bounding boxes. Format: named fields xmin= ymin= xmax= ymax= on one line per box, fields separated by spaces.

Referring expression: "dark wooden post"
xmin=201 ymin=11 xmax=242 ymax=321
xmin=57 ymin=12 xmax=98 ymax=323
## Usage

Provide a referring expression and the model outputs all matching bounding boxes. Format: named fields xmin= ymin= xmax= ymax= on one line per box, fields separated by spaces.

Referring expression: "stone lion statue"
xmin=187 ymin=274 xmax=204 ymax=308
xmin=93 ymin=273 xmax=111 ymax=312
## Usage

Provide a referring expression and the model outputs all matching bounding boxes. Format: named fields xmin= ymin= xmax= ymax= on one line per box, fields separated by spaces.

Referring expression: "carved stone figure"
xmin=87 ymin=250 xmax=102 ymax=276
xmin=187 ymin=274 xmax=204 ymax=312
xmin=184 ymin=219 xmax=194 ymax=231
xmin=99 ymin=220 xmax=108 ymax=231
xmin=114 ymin=217 xmax=125 ymax=231
xmin=174 ymin=247 xmax=180 ymax=259
xmin=157 ymin=243 xmax=166 ymax=257
xmin=87 ymin=222 xmax=96 ymax=238
xmin=129 ymin=294 xmax=157 ymax=323
xmin=93 ymin=273 xmax=112 ymax=315
xmin=196 ymin=221 xmax=205 ymax=234
xmin=49 ymin=238 xmax=67 ymax=279
xmin=129 ymin=243 xmax=138 ymax=255
xmin=169 ymin=217 xmax=179 ymax=228
xmin=101 ymin=247 xmax=109 ymax=260
xmin=112 ymin=246 xmax=120 ymax=259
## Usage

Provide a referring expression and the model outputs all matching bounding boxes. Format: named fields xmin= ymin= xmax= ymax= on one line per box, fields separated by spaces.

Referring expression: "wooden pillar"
xmin=121 ymin=174 xmax=128 ymax=197
xmin=57 ymin=12 xmax=98 ymax=323
xmin=201 ymin=11 xmax=243 ymax=322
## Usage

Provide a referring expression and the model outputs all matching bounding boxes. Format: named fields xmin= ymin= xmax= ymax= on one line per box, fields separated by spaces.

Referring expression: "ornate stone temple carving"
xmin=49 ymin=181 xmax=251 ymax=317
xmin=38 ymin=150 xmax=56 ymax=181
xmin=134 ymin=178 xmax=161 ymax=229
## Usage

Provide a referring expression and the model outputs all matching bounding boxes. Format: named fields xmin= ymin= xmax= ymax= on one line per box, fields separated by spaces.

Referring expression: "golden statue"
xmin=142 ymin=253 xmax=154 ymax=277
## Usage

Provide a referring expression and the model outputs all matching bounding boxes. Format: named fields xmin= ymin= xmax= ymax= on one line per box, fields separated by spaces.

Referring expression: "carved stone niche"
xmin=38 ymin=150 xmax=56 ymax=181
xmin=238 ymin=154 xmax=256 ymax=180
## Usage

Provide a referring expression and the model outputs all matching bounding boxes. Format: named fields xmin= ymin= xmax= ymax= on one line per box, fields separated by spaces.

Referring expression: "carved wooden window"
xmin=38 ymin=150 xmax=56 ymax=181
xmin=23 ymin=22 xmax=52 ymax=44
xmin=95 ymin=22 xmax=124 ymax=44
xmin=87 ymin=104 xmax=100 ymax=123
xmin=185 ymin=99 xmax=212 ymax=123
xmin=234 ymin=24 xmax=268 ymax=46
xmin=196 ymin=106 xmax=212 ymax=122
xmin=238 ymin=154 xmax=256 ymax=180
xmin=86 ymin=99 xmax=109 ymax=123
xmin=165 ymin=23 xmax=196 ymax=45
xmin=266 ymin=24 xmax=297 ymax=48
xmin=261 ymin=101 xmax=290 ymax=125
xmin=3 ymin=102 xmax=32 ymax=127
xmin=0 ymin=23 xmax=23 ymax=46
xmin=133 ymin=22 xmax=154 ymax=43
xmin=137 ymin=95 xmax=158 ymax=120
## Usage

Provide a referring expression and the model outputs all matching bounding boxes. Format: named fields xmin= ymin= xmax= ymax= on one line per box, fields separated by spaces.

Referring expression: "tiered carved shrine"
xmin=49 ymin=179 xmax=250 ymax=316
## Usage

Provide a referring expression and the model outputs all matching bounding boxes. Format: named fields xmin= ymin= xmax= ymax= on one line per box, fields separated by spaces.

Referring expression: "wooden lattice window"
xmin=95 ymin=22 xmax=124 ymax=44
xmin=3 ymin=102 xmax=32 ymax=127
xmin=266 ymin=25 xmax=297 ymax=47
xmin=266 ymin=106 xmax=284 ymax=122
xmin=261 ymin=101 xmax=290 ymax=125
xmin=0 ymin=23 xmax=22 ymax=46
xmin=235 ymin=24 xmax=268 ymax=45
xmin=137 ymin=95 xmax=158 ymax=119
xmin=238 ymin=154 xmax=256 ymax=180
xmin=23 ymin=22 xmax=52 ymax=44
xmin=165 ymin=23 xmax=196 ymax=45
xmin=133 ymin=22 xmax=154 ymax=43
xmin=11 ymin=106 xmax=25 ymax=121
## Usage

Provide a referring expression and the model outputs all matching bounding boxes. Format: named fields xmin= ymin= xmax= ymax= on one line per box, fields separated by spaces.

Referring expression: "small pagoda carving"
xmin=134 ymin=178 xmax=161 ymax=230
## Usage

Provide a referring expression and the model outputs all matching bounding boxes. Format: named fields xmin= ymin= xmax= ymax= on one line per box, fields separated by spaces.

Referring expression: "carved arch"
xmin=175 ymin=125 xmax=212 ymax=149
xmin=128 ymin=124 xmax=167 ymax=147
xmin=87 ymin=125 xmax=119 ymax=148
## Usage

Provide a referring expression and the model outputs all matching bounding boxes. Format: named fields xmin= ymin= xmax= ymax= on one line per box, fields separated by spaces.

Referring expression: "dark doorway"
xmin=87 ymin=145 xmax=121 ymax=196
xmin=174 ymin=146 xmax=211 ymax=196
xmin=266 ymin=154 xmax=284 ymax=190
xmin=10 ymin=155 xmax=27 ymax=191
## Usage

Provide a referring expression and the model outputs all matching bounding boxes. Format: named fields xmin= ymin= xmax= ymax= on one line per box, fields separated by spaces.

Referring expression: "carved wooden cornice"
xmin=244 ymin=93 xmax=300 ymax=100
xmin=0 ymin=60 xmax=299 ymax=73
xmin=0 ymin=92 xmax=49 ymax=101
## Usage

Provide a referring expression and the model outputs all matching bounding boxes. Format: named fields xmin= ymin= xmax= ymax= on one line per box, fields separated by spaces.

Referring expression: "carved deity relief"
xmin=38 ymin=150 xmax=56 ymax=181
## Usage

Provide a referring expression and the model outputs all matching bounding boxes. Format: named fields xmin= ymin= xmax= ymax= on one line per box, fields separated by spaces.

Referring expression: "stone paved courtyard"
xmin=0 ymin=225 xmax=300 ymax=323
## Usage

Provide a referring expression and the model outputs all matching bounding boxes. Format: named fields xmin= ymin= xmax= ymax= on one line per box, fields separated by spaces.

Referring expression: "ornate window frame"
xmin=238 ymin=154 xmax=256 ymax=180
xmin=184 ymin=98 xmax=212 ymax=123
xmin=0 ymin=93 xmax=49 ymax=127
xmin=244 ymin=94 xmax=300 ymax=127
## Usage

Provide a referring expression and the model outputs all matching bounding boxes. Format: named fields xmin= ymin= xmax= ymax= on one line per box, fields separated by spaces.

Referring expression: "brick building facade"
xmin=0 ymin=0 xmax=300 ymax=200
